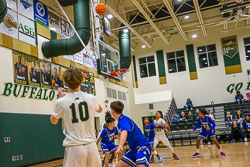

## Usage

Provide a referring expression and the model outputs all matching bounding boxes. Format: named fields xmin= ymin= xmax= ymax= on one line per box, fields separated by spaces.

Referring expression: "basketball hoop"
xmin=110 ymin=68 xmax=130 ymax=78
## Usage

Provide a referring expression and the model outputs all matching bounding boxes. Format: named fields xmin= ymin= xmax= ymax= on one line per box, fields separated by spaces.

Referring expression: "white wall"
xmin=133 ymin=27 xmax=250 ymax=108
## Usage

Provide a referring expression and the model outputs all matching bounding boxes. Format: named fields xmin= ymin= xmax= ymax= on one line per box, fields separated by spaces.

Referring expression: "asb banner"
xmin=17 ymin=0 xmax=34 ymax=20
xmin=18 ymin=14 xmax=36 ymax=46
xmin=0 ymin=8 xmax=18 ymax=39
xmin=34 ymin=0 xmax=48 ymax=27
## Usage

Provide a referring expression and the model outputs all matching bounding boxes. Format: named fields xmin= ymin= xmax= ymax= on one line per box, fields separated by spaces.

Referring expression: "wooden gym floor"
xmin=30 ymin=142 xmax=250 ymax=167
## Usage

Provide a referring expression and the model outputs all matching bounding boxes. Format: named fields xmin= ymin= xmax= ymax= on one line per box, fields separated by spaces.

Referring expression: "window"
xmin=197 ymin=44 xmax=218 ymax=68
xmin=139 ymin=56 xmax=156 ymax=78
xmin=167 ymin=50 xmax=186 ymax=73
xmin=244 ymin=37 xmax=250 ymax=61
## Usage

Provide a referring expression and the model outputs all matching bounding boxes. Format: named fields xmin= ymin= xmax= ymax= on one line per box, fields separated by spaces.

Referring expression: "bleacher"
xmin=167 ymin=102 xmax=250 ymax=146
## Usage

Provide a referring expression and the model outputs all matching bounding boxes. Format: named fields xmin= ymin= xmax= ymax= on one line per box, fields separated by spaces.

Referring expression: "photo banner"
xmin=40 ymin=61 xmax=52 ymax=89
xmin=27 ymin=56 xmax=41 ymax=87
xmin=34 ymin=0 xmax=48 ymax=27
xmin=13 ymin=51 xmax=29 ymax=85
xmin=0 ymin=8 xmax=18 ymax=39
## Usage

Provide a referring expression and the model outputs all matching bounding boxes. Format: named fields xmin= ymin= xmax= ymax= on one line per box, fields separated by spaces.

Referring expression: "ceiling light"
xmin=248 ymin=50 xmax=250 ymax=53
xmin=142 ymin=45 xmax=146 ymax=48
xmin=123 ymin=28 xmax=129 ymax=33
xmin=184 ymin=15 xmax=190 ymax=19
xmin=101 ymin=53 xmax=106 ymax=56
xmin=192 ymin=34 xmax=197 ymax=38
xmin=202 ymin=58 xmax=206 ymax=60
xmin=107 ymin=14 xmax=113 ymax=19
xmin=177 ymin=0 xmax=183 ymax=2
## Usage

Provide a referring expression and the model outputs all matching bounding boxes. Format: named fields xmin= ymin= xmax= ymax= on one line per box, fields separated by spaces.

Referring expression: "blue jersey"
xmin=144 ymin=123 xmax=155 ymax=138
xmin=245 ymin=120 xmax=250 ymax=129
xmin=118 ymin=114 xmax=150 ymax=150
xmin=100 ymin=126 xmax=118 ymax=145
xmin=193 ymin=116 xmax=216 ymax=132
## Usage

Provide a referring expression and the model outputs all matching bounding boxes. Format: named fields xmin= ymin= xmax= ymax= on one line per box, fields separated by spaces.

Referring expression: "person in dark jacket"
xmin=186 ymin=98 xmax=193 ymax=110
xmin=235 ymin=91 xmax=244 ymax=104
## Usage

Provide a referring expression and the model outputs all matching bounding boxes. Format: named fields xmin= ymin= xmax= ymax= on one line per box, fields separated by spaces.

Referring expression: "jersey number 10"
xmin=70 ymin=102 xmax=89 ymax=123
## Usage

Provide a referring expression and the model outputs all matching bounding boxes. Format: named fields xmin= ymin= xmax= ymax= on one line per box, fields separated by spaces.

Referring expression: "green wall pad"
xmin=0 ymin=113 xmax=64 ymax=167
xmin=133 ymin=56 xmax=138 ymax=88
xmin=156 ymin=50 xmax=167 ymax=84
xmin=186 ymin=44 xmax=198 ymax=80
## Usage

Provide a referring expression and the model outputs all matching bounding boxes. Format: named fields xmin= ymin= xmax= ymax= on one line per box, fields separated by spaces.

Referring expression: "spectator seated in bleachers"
xmin=246 ymin=93 xmax=250 ymax=103
xmin=186 ymin=98 xmax=193 ymax=110
xmin=235 ymin=91 xmax=244 ymax=104
xmin=194 ymin=109 xmax=200 ymax=120
xmin=225 ymin=112 xmax=233 ymax=128
xmin=206 ymin=109 xmax=214 ymax=121
xmin=172 ymin=112 xmax=180 ymax=122
xmin=230 ymin=119 xmax=243 ymax=143
xmin=235 ymin=110 xmax=244 ymax=129
xmin=187 ymin=111 xmax=194 ymax=121
xmin=180 ymin=112 xmax=187 ymax=121
xmin=243 ymin=114 xmax=250 ymax=142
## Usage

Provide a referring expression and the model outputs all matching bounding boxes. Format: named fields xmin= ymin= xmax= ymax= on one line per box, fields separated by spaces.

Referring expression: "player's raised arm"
xmin=115 ymin=130 xmax=128 ymax=156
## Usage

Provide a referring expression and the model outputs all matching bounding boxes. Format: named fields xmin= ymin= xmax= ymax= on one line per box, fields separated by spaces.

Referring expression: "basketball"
xmin=95 ymin=3 xmax=107 ymax=15
xmin=22 ymin=67 xmax=25 ymax=73
xmin=52 ymin=79 xmax=55 ymax=85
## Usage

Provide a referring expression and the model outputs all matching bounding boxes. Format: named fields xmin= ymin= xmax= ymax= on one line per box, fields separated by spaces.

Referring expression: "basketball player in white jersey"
xmin=50 ymin=68 xmax=103 ymax=167
xmin=153 ymin=111 xmax=179 ymax=160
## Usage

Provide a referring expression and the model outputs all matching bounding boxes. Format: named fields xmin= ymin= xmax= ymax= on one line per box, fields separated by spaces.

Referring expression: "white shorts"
xmin=153 ymin=134 xmax=174 ymax=153
xmin=63 ymin=142 xmax=101 ymax=167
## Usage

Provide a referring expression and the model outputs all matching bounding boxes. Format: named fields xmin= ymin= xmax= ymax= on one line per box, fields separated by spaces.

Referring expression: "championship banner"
xmin=48 ymin=8 xmax=61 ymax=34
xmin=7 ymin=0 xmax=17 ymax=11
xmin=40 ymin=61 xmax=52 ymax=89
xmin=221 ymin=36 xmax=242 ymax=74
xmin=18 ymin=14 xmax=36 ymax=46
xmin=222 ymin=36 xmax=239 ymax=58
xmin=0 ymin=8 xmax=18 ymax=39
xmin=27 ymin=56 xmax=41 ymax=87
xmin=34 ymin=0 xmax=48 ymax=27
xmin=13 ymin=51 xmax=29 ymax=85
xmin=51 ymin=64 xmax=63 ymax=89
xmin=17 ymin=0 xmax=34 ymax=20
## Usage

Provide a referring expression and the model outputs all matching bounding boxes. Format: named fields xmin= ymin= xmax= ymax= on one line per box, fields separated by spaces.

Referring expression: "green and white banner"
xmin=222 ymin=35 xmax=239 ymax=59
xmin=0 ymin=8 xmax=18 ymax=39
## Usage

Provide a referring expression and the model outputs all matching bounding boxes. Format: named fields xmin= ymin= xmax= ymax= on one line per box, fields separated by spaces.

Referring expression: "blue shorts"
xmin=198 ymin=131 xmax=216 ymax=139
xmin=101 ymin=142 xmax=117 ymax=154
xmin=121 ymin=145 xmax=151 ymax=167
xmin=147 ymin=137 xmax=154 ymax=145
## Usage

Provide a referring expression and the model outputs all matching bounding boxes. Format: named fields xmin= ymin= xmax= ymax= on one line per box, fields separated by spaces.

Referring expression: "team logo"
xmin=0 ymin=13 xmax=17 ymax=34
xmin=20 ymin=0 xmax=32 ymax=9
xmin=36 ymin=2 xmax=45 ymax=17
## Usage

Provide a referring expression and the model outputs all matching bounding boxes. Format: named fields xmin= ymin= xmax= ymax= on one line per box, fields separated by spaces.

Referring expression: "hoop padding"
xmin=110 ymin=68 xmax=130 ymax=77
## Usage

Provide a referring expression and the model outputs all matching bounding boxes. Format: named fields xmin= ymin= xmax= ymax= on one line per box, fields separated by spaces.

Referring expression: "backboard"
xmin=97 ymin=40 xmax=121 ymax=80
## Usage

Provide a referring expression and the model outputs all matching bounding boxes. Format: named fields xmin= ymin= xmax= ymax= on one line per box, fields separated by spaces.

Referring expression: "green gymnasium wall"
xmin=0 ymin=113 xmax=64 ymax=167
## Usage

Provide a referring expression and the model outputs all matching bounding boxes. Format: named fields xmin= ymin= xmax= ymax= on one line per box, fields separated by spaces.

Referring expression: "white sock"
xmin=196 ymin=149 xmax=199 ymax=153
xmin=220 ymin=148 xmax=223 ymax=152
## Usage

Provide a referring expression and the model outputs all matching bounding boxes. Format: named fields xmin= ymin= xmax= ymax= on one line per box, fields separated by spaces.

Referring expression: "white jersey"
xmin=52 ymin=91 xmax=99 ymax=147
xmin=154 ymin=118 xmax=166 ymax=135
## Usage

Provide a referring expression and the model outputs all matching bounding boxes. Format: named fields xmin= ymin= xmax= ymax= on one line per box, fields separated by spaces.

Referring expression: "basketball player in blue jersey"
xmin=96 ymin=113 xmax=122 ymax=167
xmin=192 ymin=109 xmax=226 ymax=157
xmin=143 ymin=118 xmax=163 ymax=163
xmin=111 ymin=101 xmax=151 ymax=167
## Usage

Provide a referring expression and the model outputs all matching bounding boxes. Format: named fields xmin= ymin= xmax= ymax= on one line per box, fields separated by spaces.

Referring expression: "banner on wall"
xmin=7 ymin=0 xmax=17 ymax=11
xmin=27 ymin=56 xmax=41 ymax=87
xmin=51 ymin=64 xmax=63 ymax=89
xmin=74 ymin=52 xmax=84 ymax=65
xmin=61 ymin=18 xmax=73 ymax=38
xmin=221 ymin=36 xmax=239 ymax=58
xmin=0 ymin=8 xmax=18 ymax=39
xmin=13 ymin=51 xmax=29 ymax=85
xmin=17 ymin=0 xmax=34 ymax=20
xmin=40 ymin=61 xmax=52 ymax=89
xmin=48 ymin=8 xmax=61 ymax=34
xmin=18 ymin=14 xmax=36 ymax=46
xmin=248 ymin=70 xmax=250 ymax=81
xmin=34 ymin=0 xmax=48 ymax=27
